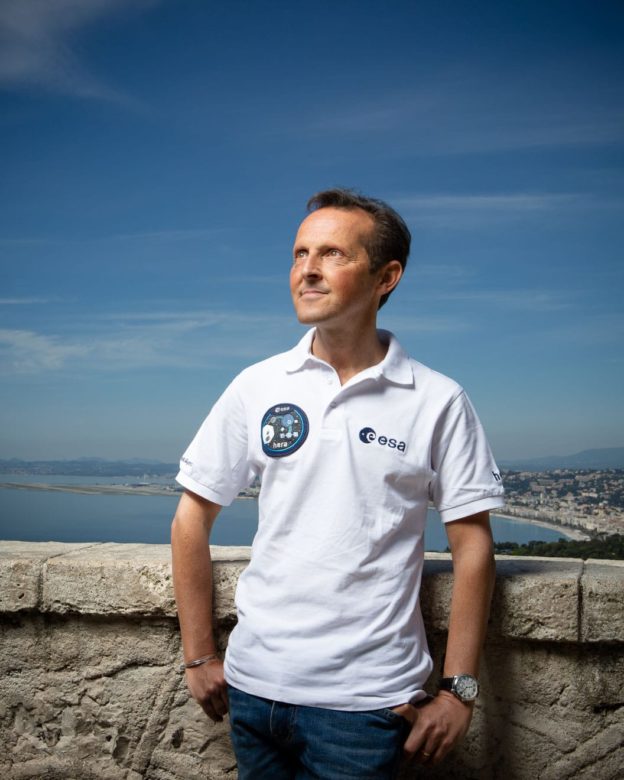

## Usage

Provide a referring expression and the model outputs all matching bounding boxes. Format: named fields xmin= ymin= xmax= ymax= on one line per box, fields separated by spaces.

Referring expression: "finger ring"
xmin=421 ymin=751 xmax=431 ymax=757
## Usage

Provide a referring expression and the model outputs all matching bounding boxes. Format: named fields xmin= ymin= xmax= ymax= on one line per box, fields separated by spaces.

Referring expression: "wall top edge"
xmin=0 ymin=542 xmax=622 ymax=644
xmin=3 ymin=541 xmax=622 ymax=569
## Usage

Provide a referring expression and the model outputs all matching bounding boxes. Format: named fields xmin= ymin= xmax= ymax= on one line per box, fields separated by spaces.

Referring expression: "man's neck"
xmin=311 ymin=322 xmax=387 ymax=385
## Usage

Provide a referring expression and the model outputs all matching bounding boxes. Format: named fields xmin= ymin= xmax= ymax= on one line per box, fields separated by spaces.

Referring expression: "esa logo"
xmin=359 ymin=427 xmax=406 ymax=453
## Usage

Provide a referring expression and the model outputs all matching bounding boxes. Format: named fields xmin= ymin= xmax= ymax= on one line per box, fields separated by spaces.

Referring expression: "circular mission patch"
xmin=261 ymin=403 xmax=309 ymax=458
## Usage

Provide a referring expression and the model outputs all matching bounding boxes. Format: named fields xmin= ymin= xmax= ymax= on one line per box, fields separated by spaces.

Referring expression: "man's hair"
xmin=306 ymin=187 xmax=411 ymax=308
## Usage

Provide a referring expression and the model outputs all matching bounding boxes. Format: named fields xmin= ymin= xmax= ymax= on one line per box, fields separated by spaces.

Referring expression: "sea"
xmin=0 ymin=474 xmax=572 ymax=549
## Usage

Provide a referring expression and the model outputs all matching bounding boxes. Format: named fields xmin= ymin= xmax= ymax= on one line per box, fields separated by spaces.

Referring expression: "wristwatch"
xmin=439 ymin=674 xmax=479 ymax=702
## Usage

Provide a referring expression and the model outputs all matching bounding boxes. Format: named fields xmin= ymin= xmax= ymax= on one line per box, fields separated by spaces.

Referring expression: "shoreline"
xmin=490 ymin=510 xmax=590 ymax=541
xmin=0 ymin=482 xmax=182 ymax=497
xmin=0 ymin=482 xmax=261 ymax=500
xmin=0 ymin=481 xmax=592 ymax=540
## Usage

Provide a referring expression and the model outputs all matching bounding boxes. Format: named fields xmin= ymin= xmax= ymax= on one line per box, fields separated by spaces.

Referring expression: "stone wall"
xmin=0 ymin=541 xmax=622 ymax=779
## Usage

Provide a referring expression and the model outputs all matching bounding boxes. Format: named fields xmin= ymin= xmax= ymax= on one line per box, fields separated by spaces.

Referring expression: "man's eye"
xmin=327 ymin=249 xmax=342 ymax=257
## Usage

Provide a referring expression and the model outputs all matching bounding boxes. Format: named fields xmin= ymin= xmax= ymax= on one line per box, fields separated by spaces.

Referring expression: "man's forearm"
xmin=171 ymin=491 xmax=229 ymax=722
xmin=171 ymin=492 xmax=221 ymax=661
xmin=443 ymin=511 xmax=496 ymax=677
xmin=400 ymin=512 xmax=495 ymax=764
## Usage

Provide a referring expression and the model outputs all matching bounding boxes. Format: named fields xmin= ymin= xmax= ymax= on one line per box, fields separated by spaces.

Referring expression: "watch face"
xmin=455 ymin=675 xmax=479 ymax=701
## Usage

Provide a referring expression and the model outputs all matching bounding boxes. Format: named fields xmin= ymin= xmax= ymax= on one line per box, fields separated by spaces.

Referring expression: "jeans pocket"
xmin=374 ymin=707 xmax=409 ymax=725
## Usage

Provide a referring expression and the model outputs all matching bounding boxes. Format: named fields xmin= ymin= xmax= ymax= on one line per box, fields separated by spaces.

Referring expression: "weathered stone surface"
xmin=1 ymin=543 xmax=623 ymax=779
xmin=489 ymin=556 xmax=583 ymax=641
xmin=43 ymin=543 xmax=176 ymax=616
xmin=39 ymin=543 xmax=248 ymax=618
xmin=146 ymin=691 xmax=238 ymax=779
xmin=419 ymin=555 xmax=454 ymax=631
xmin=0 ymin=541 xmax=92 ymax=612
xmin=410 ymin=640 xmax=624 ymax=780
xmin=0 ymin=614 xmax=178 ymax=777
xmin=422 ymin=556 xmax=585 ymax=642
xmin=581 ymin=559 xmax=624 ymax=642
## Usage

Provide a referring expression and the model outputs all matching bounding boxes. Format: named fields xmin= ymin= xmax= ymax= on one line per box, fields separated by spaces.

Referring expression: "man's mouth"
xmin=300 ymin=288 xmax=328 ymax=297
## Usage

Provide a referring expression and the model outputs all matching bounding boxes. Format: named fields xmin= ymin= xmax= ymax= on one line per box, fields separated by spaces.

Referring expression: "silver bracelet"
xmin=178 ymin=653 xmax=218 ymax=673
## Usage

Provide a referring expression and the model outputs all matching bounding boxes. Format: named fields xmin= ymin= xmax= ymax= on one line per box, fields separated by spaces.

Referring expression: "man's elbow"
xmin=171 ymin=491 xmax=221 ymax=544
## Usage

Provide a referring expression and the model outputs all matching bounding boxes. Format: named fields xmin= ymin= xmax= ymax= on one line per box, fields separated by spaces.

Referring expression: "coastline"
xmin=0 ymin=482 xmax=181 ymax=498
xmin=490 ymin=510 xmax=590 ymax=541
xmin=0 ymin=482 xmax=592 ymax=540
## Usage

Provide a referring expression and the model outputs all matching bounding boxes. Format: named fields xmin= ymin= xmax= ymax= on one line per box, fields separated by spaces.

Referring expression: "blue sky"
xmin=0 ymin=0 xmax=623 ymax=461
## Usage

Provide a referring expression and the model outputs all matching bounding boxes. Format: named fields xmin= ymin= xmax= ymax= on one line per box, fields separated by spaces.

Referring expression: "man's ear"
xmin=378 ymin=260 xmax=403 ymax=297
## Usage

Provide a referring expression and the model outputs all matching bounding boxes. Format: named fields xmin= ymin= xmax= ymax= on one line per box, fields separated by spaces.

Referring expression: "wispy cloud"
xmin=0 ymin=0 xmax=154 ymax=101
xmin=0 ymin=297 xmax=51 ymax=305
xmin=545 ymin=312 xmax=624 ymax=347
xmin=0 ymin=309 xmax=299 ymax=376
xmin=216 ymin=274 xmax=288 ymax=285
xmin=395 ymin=193 xmax=587 ymax=228
xmin=429 ymin=289 xmax=573 ymax=313
xmin=378 ymin=314 xmax=470 ymax=334
xmin=412 ymin=263 xmax=476 ymax=280
xmin=295 ymin=66 xmax=623 ymax=155
xmin=108 ymin=228 xmax=222 ymax=243
xmin=0 ymin=227 xmax=222 ymax=246
xmin=0 ymin=328 xmax=87 ymax=373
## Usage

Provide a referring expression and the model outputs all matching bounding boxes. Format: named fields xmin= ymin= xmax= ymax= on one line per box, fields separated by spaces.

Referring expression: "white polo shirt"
xmin=177 ymin=329 xmax=504 ymax=710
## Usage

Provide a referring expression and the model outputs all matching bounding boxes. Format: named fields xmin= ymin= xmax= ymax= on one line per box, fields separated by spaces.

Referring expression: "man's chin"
xmin=293 ymin=307 xmax=324 ymax=325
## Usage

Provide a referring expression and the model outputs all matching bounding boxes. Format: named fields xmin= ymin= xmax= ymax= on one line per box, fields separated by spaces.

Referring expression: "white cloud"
xmin=378 ymin=314 xmax=470 ymax=334
xmin=294 ymin=65 xmax=623 ymax=155
xmin=108 ymin=228 xmax=222 ymax=243
xmin=398 ymin=193 xmax=580 ymax=211
xmin=0 ymin=227 xmax=225 ymax=247
xmin=545 ymin=312 xmax=624 ymax=346
xmin=0 ymin=0 xmax=154 ymax=101
xmin=0 ymin=297 xmax=50 ymax=305
xmin=0 ymin=328 xmax=88 ymax=373
xmin=412 ymin=263 xmax=476 ymax=280
xmin=430 ymin=289 xmax=573 ymax=313
xmin=395 ymin=193 xmax=586 ymax=228
xmin=0 ymin=309 xmax=299 ymax=376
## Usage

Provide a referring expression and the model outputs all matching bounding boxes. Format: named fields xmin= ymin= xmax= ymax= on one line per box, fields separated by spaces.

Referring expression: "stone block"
xmin=210 ymin=546 xmax=250 ymax=623
xmin=420 ymin=555 xmax=454 ymax=631
xmin=490 ymin=557 xmax=583 ymax=641
xmin=0 ymin=541 xmax=90 ymax=612
xmin=42 ymin=543 xmax=175 ymax=617
xmin=421 ymin=555 xmax=584 ymax=642
xmin=39 ymin=543 xmax=250 ymax=619
xmin=581 ymin=559 xmax=624 ymax=643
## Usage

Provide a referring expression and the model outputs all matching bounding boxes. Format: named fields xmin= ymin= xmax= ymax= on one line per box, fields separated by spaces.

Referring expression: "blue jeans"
xmin=228 ymin=685 xmax=410 ymax=779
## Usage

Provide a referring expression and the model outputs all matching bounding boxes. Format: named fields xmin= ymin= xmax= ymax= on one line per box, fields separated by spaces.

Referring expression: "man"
xmin=171 ymin=189 xmax=504 ymax=778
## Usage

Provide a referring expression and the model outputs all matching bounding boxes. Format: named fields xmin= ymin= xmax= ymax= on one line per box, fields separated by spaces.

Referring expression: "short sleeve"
xmin=429 ymin=390 xmax=505 ymax=523
xmin=176 ymin=379 xmax=255 ymax=506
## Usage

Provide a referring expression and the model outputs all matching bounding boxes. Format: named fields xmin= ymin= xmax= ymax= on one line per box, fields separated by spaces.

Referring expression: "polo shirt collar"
xmin=377 ymin=329 xmax=414 ymax=386
xmin=284 ymin=329 xmax=317 ymax=372
xmin=285 ymin=328 xmax=414 ymax=387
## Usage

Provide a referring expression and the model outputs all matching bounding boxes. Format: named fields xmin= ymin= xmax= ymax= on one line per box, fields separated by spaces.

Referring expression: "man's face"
xmin=290 ymin=207 xmax=382 ymax=328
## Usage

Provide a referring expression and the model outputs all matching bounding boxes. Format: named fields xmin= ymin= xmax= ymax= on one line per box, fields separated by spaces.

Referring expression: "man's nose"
xmin=301 ymin=253 xmax=322 ymax=277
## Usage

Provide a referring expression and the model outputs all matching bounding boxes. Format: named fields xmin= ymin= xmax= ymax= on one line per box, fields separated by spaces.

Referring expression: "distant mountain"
xmin=4 ymin=447 xmax=623 ymax=477
xmin=0 ymin=458 xmax=178 ymax=477
xmin=500 ymin=447 xmax=624 ymax=471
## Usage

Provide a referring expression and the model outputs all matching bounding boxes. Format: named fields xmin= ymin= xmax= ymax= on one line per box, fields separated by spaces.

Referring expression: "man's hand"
xmin=185 ymin=659 xmax=229 ymax=722
xmin=393 ymin=691 xmax=473 ymax=766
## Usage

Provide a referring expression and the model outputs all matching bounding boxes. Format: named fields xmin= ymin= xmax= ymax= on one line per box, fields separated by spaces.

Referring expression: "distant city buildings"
xmin=501 ymin=469 xmax=624 ymax=536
